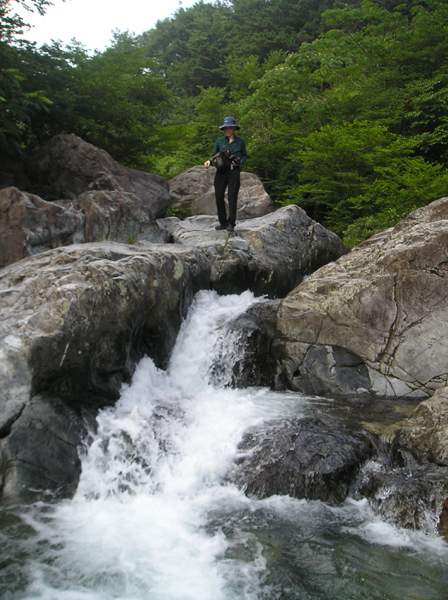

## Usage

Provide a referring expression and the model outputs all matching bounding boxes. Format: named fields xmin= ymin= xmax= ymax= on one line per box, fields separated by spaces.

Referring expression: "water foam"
xmin=4 ymin=290 xmax=448 ymax=600
xmin=17 ymin=290 xmax=278 ymax=599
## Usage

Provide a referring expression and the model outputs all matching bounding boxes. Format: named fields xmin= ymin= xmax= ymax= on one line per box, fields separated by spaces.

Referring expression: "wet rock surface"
xmin=354 ymin=458 xmax=448 ymax=534
xmin=232 ymin=415 xmax=376 ymax=505
xmin=211 ymin=299 xmax=281 ymax=388
xmin=1 ymin=394 xmax=88 ymax=503
xmin=229 ymin=392 xmax=448 ymax=537
xmin=392 ymin=387 xmax=448 ymax=466
xmin=438 ymin=498 xmax=448 ymax=541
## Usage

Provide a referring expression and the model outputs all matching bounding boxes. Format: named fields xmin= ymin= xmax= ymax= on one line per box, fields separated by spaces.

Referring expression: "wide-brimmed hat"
xmin=218 ymin=116 xmax=240 ymax=130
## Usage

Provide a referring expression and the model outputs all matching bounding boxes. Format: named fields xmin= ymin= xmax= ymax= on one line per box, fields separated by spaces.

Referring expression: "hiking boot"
xmin=226 ymin=224 xmax=235 ymax=233
xmin=215 ymin=223 xmax=227 ymax=230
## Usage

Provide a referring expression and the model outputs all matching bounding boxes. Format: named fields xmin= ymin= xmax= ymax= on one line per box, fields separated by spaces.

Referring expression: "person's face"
xmin=224 ymin=126 xmax=236 ymax=137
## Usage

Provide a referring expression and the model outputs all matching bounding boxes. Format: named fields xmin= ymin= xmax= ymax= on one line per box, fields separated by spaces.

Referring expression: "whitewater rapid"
xmin=2 ymin=290 xmax=447 ymax=600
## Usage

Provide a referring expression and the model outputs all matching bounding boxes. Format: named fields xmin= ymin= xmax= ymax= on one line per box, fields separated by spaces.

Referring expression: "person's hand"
xmin=204 ymin=160 xmax=210 ymax=168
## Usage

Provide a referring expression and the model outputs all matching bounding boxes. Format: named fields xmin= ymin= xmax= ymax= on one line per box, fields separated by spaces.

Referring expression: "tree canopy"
xmin=2 ymin=0 xmax=448 ymax=246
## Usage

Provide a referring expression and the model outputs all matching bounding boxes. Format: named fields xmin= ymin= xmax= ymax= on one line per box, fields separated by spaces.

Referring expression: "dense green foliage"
xmin=2 ymin=0 xmax=448 ymax=246
xmin=18 ymin=33 xmax=170 ymax=168
xmin=1 ymin=0 xmax=52 ymax=173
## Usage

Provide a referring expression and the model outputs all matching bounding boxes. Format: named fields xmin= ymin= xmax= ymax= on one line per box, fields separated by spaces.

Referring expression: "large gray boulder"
xmin=158 ymin=204 xmax=348 ymax=297
xmin=0 ymin=187 xmax=168 ymax=268
xmin=28 ymin=133 xmax=171 ymax=219
xmin=78 ymin=190 xmax=167 ymax=244
xmin=0 ymin=187 xmax=85 ymax=268
xmin=275 ymin=197 xmax=448 ymax=399
xmin=0 ymin=241 xmax=210 ymax=502
xmin=1 ymin=135 xmax=173 ymax=267
xmin=169 ymin=165 xmax=274 ymax=220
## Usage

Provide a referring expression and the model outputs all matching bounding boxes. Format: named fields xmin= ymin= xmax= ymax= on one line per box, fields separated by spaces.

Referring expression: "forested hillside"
xmin=2 ymin=0 xmax=448 ymax=245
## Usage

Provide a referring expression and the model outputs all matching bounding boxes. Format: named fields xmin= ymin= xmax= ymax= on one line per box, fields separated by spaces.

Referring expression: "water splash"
xmin=1 ymin=290 xmax=448 ymax=600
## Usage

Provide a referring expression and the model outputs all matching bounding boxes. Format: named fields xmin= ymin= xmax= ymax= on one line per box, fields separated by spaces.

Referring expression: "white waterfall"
xmin=3 ymin=290 xmax=447 ymax=600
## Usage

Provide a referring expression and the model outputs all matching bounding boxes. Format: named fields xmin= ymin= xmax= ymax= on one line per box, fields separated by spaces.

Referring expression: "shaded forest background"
xmin=2 ymin=0 xmax=448 ymax=246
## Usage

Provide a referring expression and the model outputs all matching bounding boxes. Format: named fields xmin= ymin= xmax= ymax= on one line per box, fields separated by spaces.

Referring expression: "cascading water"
xmin=1 ymin=290 xmax=447 ymax=600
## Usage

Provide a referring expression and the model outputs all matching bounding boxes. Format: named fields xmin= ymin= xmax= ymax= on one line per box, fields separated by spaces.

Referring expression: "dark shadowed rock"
xmin=439 ymin=498 xmax=448 ymax=541
xmin=29 ymin=134 xmax=171 ymax=219
xmin=0 ymin=187 xmax=84 ymax=268
xmin=354 ymin=456 xmax=448 ymax=534
xmin=232 ymin=416 xmax=376 ymax=504
xmin=1 ymin=394 xmax=86 ymax=503
xmin=169 ymin=165 xmax=273 ymax=220
xmin=275 ymin=197 xmax=448 ymax=399
xmin=0 ymin=156 xmax=27 ymax=191
xmin=211 ymin=299 xmax=281 ymax=388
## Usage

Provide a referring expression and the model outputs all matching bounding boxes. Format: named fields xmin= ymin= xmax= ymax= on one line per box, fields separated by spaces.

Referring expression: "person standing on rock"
xmin=204 ymin=116 xmax=247 ymax=233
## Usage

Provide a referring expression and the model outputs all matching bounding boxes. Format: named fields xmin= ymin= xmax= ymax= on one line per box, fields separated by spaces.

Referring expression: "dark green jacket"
xmin=209 ymin=135 xmax=248 ymax=164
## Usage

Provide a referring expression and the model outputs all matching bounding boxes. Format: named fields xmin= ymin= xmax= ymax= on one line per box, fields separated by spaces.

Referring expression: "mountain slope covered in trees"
xmin=2 ymin=0 xmax=448 ymax=245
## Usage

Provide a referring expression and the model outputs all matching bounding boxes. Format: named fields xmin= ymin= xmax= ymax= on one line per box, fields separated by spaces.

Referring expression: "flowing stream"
xmin=1 ymin=290 xmax=447 ymax=599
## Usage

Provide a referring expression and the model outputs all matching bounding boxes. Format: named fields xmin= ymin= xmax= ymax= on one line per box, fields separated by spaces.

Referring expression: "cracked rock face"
xmin=275 ymin=197 xmax=448 ymax=399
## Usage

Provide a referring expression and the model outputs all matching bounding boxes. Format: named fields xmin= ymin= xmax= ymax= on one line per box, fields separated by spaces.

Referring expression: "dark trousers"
xmin=214 ymin=167 xmax=240 ymax=226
